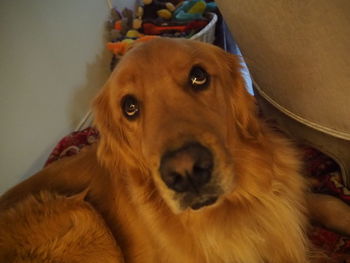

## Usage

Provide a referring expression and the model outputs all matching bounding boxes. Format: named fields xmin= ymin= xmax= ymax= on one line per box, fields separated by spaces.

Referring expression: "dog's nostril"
xmin=192 ymin=164 xmax=212 ymax=185
xmin=167 ymin=172 xmax=189 ymax=193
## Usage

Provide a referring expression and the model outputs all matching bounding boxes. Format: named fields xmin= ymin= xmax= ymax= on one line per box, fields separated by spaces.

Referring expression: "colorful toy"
xmin=142 ymin=0 xmax=176 ymax=20
xmin=107 ymin=36 xmax=158 ymax=56
xmin=106 ymin=1 xmax=214 ymax=59
xmin=133 ymin=6 xmax=144 ymax=30
xmin=125 ymin=29 xmax=143 ymax=38
xmin=174 ymin=0 xmax=217 ymax=21
xmin=106 ymin=8 xmax=122 ymax=31
xmin=107 ymin=8 xmax=144 ymax=42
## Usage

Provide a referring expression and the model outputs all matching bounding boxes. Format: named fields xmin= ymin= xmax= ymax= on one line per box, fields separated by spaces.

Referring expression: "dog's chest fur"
xmin=139 ymin=198 xmax=308 ymax=263
xmin=163 ymin=214 xmax=271 ymax=263
xmin=179 ymin=225 xmax=267 ymax=263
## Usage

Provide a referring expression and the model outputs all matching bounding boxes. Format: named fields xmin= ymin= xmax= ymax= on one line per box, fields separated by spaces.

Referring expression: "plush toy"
xmin=133 ymin=6 xmax=144 ymax=30
xmin=125 ymin=29 xmax=143 ymax=38
xmin=142 ymin=0 xmax=176 ymax=20
xmin=108 ymin=7 xmax=145 ymax=42
xmin=107 ymin=35 xmax=158 ymax=56
xmin=174 ymin=0 xmax=217 ymax=21
xmin=106 ymin=8 xmax=122 ymax=30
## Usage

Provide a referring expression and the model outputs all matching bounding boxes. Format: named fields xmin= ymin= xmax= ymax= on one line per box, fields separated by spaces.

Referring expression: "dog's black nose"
xmin=159 ymin=142 xmax=213 ymax=193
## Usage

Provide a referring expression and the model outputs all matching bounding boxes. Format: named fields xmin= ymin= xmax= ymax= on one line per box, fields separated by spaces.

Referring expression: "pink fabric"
xmin=45 ymin=128 xmax=99 ymax=166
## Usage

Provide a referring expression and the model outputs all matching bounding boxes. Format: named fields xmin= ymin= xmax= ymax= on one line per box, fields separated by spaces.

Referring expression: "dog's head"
xmin=93 ymin=38 xmax=263 ymax=213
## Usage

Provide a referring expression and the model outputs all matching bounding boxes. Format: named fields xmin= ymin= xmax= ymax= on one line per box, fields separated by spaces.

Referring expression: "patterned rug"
xmin=45 ymin=127 xmax=350 ymax=261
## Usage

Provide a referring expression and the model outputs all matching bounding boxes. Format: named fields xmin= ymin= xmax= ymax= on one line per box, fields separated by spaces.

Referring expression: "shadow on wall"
xmin=21 ymin=48 xmax=112 ymax=183
xmin=69 ymin=49 xmax=111 ymax=130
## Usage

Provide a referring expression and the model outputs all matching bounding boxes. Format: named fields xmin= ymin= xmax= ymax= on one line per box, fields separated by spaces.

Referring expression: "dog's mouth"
xmin=179 ymin=184 xmax=222 ymax=211
xmin=190 ymin=196 xmax=218 ymax=210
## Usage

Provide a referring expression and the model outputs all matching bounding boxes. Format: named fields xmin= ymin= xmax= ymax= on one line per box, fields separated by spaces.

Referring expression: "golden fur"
xmin=0 ymin=191 xmax=122 ymax=263
xmin=0 ymin=38 xmax=349 ymax=262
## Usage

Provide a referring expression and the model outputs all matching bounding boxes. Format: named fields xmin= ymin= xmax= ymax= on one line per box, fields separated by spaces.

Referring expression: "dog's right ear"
xmin=92 ymin=83 xmax=129 ymax=170
xmin=93 ymin=83 xmax=117 ymax=140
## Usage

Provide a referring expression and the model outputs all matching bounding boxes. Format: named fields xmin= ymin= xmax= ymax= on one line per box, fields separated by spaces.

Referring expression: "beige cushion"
xmin=216 ymin=0 xmax=350 ymax=140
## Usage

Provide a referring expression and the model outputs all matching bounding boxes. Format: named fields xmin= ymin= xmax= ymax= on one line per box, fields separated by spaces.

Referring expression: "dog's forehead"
xmin=129 ymin=38 xmax=205 ymax=58
xmin=111 ymin=38 xmax=224 ymax=88
xmin=119 ymin=38 xmax=219 ymax=71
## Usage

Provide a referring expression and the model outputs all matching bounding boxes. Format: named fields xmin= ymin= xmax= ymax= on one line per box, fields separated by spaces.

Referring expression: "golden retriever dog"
xmin=0 ymin=38 xmax=349 ymax=263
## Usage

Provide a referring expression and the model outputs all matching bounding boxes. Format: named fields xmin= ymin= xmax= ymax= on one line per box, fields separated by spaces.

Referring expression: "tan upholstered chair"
xmin=216 ymin=0 xmax=350 ymax=186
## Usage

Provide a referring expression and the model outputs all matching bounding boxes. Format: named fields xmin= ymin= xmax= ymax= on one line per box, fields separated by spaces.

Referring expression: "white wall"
xmin=0 ymin=0 xmax=134 ymax=194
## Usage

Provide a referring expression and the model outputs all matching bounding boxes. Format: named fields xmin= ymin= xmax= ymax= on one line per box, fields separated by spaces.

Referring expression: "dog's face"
xmin=94 ymin=38 xmax=261 ymax=213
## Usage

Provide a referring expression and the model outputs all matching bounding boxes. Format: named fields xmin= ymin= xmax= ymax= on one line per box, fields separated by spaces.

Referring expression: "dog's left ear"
xmin=222 ymin=51 xmax=263 ymax=140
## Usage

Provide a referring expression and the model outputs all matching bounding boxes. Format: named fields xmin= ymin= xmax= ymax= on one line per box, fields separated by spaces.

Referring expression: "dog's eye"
xmin=189 ymin=66 xmax=210 ymax=91
xmin=121 ymin=95 xmax=140 ymax=120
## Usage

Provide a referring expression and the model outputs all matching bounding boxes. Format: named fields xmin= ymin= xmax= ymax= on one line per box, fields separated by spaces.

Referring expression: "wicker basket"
xmin=189 ymin=12 xmax=218 ymax=43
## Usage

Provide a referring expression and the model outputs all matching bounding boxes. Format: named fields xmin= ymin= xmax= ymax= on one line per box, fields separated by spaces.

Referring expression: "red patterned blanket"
xmin=45 ymin=127 xmax=350 ymax=261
